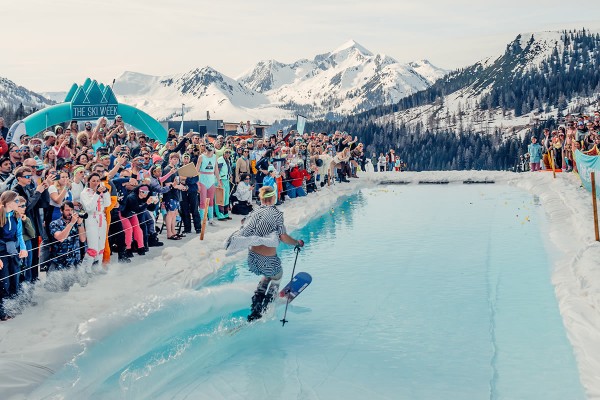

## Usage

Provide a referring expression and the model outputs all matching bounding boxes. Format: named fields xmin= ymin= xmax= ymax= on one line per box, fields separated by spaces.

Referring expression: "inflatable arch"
xmin=18 ymin=78 xmax=167 ymax=144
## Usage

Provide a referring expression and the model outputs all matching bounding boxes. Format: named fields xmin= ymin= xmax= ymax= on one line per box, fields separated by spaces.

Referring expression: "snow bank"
xmin=1 ymin=170 xmax=600 ymax=399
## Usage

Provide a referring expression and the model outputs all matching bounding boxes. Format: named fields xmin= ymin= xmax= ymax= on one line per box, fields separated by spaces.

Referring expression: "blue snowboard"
xmin=279 ymin=272 xmax=312 ymax=302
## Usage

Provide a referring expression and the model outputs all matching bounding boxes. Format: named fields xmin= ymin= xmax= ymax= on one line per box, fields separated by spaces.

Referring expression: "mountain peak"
xmin=331 ymin=39 xmax=373 ymax=56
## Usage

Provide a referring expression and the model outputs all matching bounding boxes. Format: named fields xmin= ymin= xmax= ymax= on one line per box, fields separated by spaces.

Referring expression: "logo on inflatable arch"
xmin=66 ymin=79 xmax=119 ymax=121
xmin=9 ymin=78 xmax=168 ymax=145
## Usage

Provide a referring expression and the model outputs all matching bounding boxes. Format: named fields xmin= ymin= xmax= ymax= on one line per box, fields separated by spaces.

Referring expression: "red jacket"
xmin=0 ymin=137 xmax=8 ymax=157
xmin=289 ymin=166 xmax=310 ymax=187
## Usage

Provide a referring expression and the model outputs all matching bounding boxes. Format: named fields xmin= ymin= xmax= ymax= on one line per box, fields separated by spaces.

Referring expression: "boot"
xmin=247 ymin=280 xmax=269 ymax=322
xmin=137 ymin=247 xmax=146 ymax=256
xmin=247 ymin=290 xmax=266 ymax=322
xmin=148 ymin=233 xmax=163 ymax=247
xmin=78 ymin=255 xmax=94 ymax=284
xmin=92 ymin=262 xmax=108 ymax=275
xmin=118 ymin=251 xmax=131 ymax=263
xmin=125 ymin=249 xmax=135 ymax=258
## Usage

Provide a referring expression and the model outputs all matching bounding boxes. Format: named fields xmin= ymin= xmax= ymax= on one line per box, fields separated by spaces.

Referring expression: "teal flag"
xmin=574 ymin=149 xmax=600 ymax=196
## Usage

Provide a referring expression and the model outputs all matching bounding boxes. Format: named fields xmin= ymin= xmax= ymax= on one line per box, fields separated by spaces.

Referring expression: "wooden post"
xmin=549 ymin=149 xmax=556 ymax=179
xmin=200 ymin=198 xmax=210 ymax=240
xmin=592 ymin=172 xmax=600 ymax=242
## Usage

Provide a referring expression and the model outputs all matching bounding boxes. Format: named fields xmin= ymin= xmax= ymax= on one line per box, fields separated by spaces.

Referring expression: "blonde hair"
xmin=259 ymin=186 xmax=276 ymax=204
xmin=54 ymin=171 xmax=70 ymax=191
xmin=0 ymin=190 xmax=19 ymax=228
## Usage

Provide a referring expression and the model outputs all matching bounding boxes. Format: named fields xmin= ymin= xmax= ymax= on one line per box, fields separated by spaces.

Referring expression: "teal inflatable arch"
xmin=21 ymin=79 xmax=167 ymax=144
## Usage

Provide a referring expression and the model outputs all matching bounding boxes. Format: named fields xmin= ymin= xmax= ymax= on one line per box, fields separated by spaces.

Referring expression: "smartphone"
xmin=53 ymin=173 xmax=60 ymax=180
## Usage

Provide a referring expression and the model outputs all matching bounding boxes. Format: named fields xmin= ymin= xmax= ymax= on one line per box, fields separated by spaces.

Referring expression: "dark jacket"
xmin=122 ymin=186 xmax=157 ymax=218
xmin=13 ymin=183 xmax=44 ymax=237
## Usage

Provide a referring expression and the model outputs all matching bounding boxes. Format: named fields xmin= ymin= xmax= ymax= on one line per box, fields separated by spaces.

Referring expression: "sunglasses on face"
xmin=22 ymin=175 xmax=32 ymax=179
xmin=139 ymin=190 xmax=149 ymax=194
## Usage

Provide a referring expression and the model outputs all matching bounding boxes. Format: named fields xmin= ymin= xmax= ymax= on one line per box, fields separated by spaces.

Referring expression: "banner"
xmin=179 ymin=104 xmax=185 ymax=137
xmin=296 ymin=114 xmax=307 ymax=135
xmin=574 ymin=149 xmax=600 ymax=196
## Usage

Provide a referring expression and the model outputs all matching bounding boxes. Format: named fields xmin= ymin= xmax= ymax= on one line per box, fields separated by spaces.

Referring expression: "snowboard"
xmin=279 ymin=272 xmax=312 ymax=302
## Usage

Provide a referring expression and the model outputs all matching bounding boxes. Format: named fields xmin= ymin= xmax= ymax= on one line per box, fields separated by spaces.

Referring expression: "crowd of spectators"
xmin=0 ymin=116 xmax=368 ymax=321
xmin=526 ymin=111 xmax=600 ymax=172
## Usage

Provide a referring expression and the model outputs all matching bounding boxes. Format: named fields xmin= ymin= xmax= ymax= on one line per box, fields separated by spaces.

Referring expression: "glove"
xmin=296 ymin=239 xmax=304 ymax=248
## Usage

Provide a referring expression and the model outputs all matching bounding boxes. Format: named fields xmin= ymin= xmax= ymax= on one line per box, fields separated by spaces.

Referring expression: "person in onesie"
xmin=195 ymin=143 xmax=222 ymax=226
xmin=79 ymin=172 xmax=111 ymax=274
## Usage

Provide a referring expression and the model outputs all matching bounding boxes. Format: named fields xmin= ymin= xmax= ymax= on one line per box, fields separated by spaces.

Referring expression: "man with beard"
xmin=0 ymin=157 xmax=15 ymax=192
xmin=46 ymin=201 xmax=88 ymax=290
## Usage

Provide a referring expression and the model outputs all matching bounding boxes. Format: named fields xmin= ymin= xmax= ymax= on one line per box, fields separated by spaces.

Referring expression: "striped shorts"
xmin=248 ymin=251 xmax=282 ymax=278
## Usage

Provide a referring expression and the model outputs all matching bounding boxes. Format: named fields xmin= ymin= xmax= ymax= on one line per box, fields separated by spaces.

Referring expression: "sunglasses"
xmin=22 ymin=175 xmax=32 ymax=179
xmin=244 ymin=178 xmax=251 ymax=181
xmin=139 ymin=190 xmax=150 ymax=194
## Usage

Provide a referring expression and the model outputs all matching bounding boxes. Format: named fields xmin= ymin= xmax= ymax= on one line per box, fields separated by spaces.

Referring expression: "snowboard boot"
xmin=247 ymin=280 xmax=269 ymax=322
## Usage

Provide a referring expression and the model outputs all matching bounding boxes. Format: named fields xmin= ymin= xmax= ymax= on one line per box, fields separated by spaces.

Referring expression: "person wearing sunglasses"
xmin=8 ymin=144 xmax=22 ymax=166
xmin=122 ymin=185 xmax=159 ymax=255
xmin=0 ymin=190 xmax=30 ymax=321
xmin=12 ymin=167 xmax=51 ymax=281
xmin=231 ymin=173 xmax=254 ymax=216
xmin=0 ymin=157 xmax=15 ymax=192
xmin=235 ymin=148 xmax=250 ymax=184
xmin=14 ymin=196 xmax=35 ymax=284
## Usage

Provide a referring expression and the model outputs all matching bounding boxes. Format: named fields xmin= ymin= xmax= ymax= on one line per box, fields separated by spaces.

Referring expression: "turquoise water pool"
xmin=32 ymin=185 xmax=585 ymax=399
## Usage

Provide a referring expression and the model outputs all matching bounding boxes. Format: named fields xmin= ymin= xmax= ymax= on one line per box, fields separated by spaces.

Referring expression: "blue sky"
xmin=4 ymin=0 xmax=600 ymax=92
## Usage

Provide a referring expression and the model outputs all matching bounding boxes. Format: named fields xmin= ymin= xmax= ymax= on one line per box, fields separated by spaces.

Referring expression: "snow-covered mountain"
xmin=113 ymin=67 xmax=289 ymax=123
xmin=112 ymin=69 xmax=291 ymax=123
xmin=373 ymin=30 xmax=600 ymax=137
xmin=112 ymin=40 xmax=447 ymax=122
xmin=238 ymin=39 xmax=448 ymax=118
xmin=0 ymin=77 xmax=54 ymax=110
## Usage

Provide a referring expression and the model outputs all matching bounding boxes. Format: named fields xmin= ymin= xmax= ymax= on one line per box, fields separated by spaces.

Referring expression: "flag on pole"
xmin=179 ymin=104 xmax=185 ymax=137
xmin=297 ymin=114 xmax=307 ymax=135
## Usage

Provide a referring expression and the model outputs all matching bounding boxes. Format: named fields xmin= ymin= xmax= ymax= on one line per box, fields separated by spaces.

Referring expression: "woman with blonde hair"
xmin=43 ymin=148 xmax=57 ymax=168
xmin=0 ymin=190 xmax=29 ymax=321
xmin=225 ymin=185 xmax=304 ymax=321
xmin=48 ymin=171 xmax=73 ymax=221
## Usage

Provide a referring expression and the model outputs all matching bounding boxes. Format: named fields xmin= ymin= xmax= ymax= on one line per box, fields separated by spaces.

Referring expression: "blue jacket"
xmin=528 ymin=143 xmax=543 ymax=163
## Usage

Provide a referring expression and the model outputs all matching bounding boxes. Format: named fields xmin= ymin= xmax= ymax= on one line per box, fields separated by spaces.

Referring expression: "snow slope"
xmin=380 ymin=30 xmax=599 ymax=138
xmin=0 ymin=77 xmax=53 ymax=110
xmin=1 ymin=171 xmax=600 ymax=398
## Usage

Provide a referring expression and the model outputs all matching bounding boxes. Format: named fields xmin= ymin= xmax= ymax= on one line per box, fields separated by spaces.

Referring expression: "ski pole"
xmin=280 ymin=246 xmax=301 ymax=327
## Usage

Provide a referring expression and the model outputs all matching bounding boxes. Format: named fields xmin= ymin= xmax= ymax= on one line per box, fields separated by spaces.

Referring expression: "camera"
xmin=53 ymin=172 xmax=60 ymax=180
xmin=77 ymin=211 xmax=88 ymax=220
